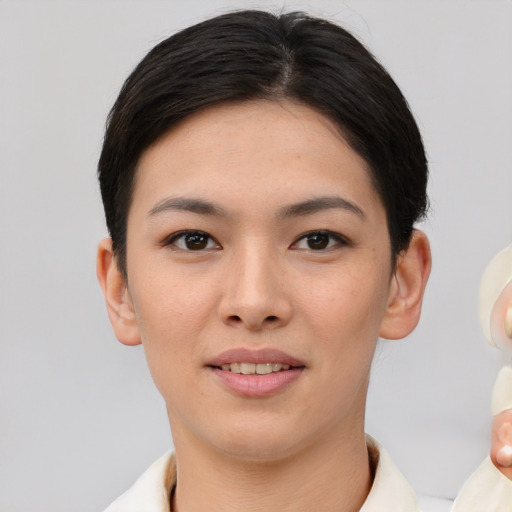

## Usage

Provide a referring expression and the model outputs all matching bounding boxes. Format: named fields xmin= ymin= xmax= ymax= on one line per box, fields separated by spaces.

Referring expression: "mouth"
xmin=208 ymin=348 xmax=306 ymax=372
xmin=208 ymin=349 xmax=305 ymax=397
xmin=215 ymin=362 xmax=295 ymax=374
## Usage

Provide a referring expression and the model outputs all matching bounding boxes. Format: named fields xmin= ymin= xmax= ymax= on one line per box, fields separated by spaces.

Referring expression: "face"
xmin=122 ymin=100 xmax=399 ymax=461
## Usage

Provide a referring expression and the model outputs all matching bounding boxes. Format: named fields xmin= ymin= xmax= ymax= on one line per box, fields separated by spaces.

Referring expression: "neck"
xmin=170 ymin=421 xmax=372 ymax=512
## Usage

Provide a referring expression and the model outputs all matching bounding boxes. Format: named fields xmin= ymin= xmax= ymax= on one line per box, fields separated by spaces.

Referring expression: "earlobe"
xmin=96 ymin=238 xmax=141 ymax=346
xmin=380 ymin=230 xmax=432 ymax=340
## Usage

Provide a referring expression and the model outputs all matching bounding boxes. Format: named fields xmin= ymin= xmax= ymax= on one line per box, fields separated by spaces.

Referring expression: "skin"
xmin=490 ymin=282 xmax=512 ymax=480
xmin=97 ymin=100 xmax=431 ymax=512
xmin=491 ymin=410 xmax=512 ymax=479
xmin=489 ymin=286 xmax=512 ymax=479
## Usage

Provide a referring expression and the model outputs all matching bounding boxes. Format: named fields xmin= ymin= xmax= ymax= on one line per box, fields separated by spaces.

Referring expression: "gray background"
xmin=1 ymin=0 xmax=511 ymax=510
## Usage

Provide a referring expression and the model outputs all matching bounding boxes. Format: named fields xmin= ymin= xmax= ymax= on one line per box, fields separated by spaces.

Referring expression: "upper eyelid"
xmin=294 ymin=229 xmax=348 ymax=242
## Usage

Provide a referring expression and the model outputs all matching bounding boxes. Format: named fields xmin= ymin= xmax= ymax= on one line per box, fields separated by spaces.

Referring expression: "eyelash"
xmin=291 ymin=230 xmax=350 ymax=251
xmin=162 ymin=230 xmax=221 ymax=251
xmin=162 ymin=229 xmax=350 ymax=252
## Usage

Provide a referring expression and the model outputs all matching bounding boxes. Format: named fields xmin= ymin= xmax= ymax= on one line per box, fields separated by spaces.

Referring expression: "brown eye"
xmin=165 ymin=230 xmax=220 ymax=251
xmin=184 ymin=233 xmax=209 ymax=250
xmin=306 ymin=233 xmax=330 ymax=250
xmin=292 ymin=230 xmax=348 ymax=251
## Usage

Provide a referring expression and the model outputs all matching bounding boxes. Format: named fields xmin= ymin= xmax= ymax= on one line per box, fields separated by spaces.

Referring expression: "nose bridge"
xmin=219 ymin=239 xmax=291 ymax=329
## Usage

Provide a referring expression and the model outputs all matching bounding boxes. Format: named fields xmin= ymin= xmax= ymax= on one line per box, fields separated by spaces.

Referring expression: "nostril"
xmin=223 ymin=314 xmax=283 ymax=328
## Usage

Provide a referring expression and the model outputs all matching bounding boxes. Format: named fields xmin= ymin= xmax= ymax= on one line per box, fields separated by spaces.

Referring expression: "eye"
xmin=164 ymin=230 xmax=220 ymax=251
xmin=291 ymin=230 xmax=348 ymax=251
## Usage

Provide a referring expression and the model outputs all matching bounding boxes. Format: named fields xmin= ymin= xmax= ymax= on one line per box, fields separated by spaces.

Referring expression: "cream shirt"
xmin=104 ymin=437 xmax=420 ymax=512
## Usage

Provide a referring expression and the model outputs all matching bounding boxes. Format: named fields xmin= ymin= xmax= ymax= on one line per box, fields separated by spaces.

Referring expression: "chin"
xmin=209 ymin=418 xmax=310 ymax=463
xmin=231 ymin=416 xmax=351 ymax=466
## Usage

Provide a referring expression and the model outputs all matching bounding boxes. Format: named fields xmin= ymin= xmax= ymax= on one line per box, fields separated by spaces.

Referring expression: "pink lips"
xmin=208 ymin=348 xmax=305 ymax=397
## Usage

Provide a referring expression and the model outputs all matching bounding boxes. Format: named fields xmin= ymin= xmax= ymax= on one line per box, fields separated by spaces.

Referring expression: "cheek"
xmin=132 ymin=262 xmax=218 ymax=332
xmin=296 ymin=262 xmax=391 ymax=395
xmin=128 ymin=270 xmax=219 ymax=383
xmin=298 ymin=265 xmax=391 ymax=338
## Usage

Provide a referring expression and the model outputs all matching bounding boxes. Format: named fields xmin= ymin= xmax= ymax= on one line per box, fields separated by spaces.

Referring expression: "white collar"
xmin=361 ymin=437 xmax=419 ymax=511
xmin=104 ymin=437 xmax=419 ymax=512
xmin=103 ymin=451 xmax=175 ymax=512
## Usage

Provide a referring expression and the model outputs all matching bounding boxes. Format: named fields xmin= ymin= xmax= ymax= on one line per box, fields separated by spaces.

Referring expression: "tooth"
xmin=221 ymin=364 xmax=230 ymax=371
xmin=256 ymin=363 xmax=272 ymax=375
xmin=282 ymin=364 xmax=290 ymax=370
xmin=240 ymin=363 xmax=256 ymax=375
xmin=272 ymin=363 xmax=282 ymax=372
xmin=230 ymin=363 xmax=241 ymax=373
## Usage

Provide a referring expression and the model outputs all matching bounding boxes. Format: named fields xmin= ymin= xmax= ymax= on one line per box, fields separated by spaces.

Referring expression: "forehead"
xmin=131 ymin=100 xmax=383 ymax=221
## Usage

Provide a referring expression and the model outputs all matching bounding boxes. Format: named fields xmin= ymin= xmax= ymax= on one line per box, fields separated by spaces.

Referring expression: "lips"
xmin=208 ymin=348 xmax=305 ymax=397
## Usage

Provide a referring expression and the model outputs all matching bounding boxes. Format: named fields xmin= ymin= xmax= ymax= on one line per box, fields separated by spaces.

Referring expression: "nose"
xmin=218 ymin=244 xmax=293 ymax=331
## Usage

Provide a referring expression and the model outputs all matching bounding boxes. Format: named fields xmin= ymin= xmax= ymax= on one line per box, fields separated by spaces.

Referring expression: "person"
xmin=95 ymin=9 xmax=507 ymax=511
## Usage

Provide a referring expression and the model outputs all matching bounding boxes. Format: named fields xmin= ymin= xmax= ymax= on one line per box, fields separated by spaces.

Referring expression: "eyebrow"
xmin=148 ymin=197 xmax=226 ymax=217
xmin=147 ymin=195 xmax=365 ymax=220
xmin=278 ymin=196 xmax=366 ymax=220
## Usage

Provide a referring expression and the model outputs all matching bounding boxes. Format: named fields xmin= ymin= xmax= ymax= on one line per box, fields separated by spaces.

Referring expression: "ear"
xmin=96 ymin=238 xmax=141 ymax=346
xmin=380 ymin=230 xmax=432 ymax=340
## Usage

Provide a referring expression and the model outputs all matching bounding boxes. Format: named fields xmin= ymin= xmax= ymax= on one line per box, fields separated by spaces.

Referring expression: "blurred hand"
xmin=491 ymin=410 xmax=512 ymax=479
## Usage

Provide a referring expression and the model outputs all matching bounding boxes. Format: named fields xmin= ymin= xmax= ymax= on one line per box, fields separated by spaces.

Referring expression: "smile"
xmin=209 ymin=349 xmax=305 ymax=397
xmin=219 ymin=363 xmax=292 ymax=374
